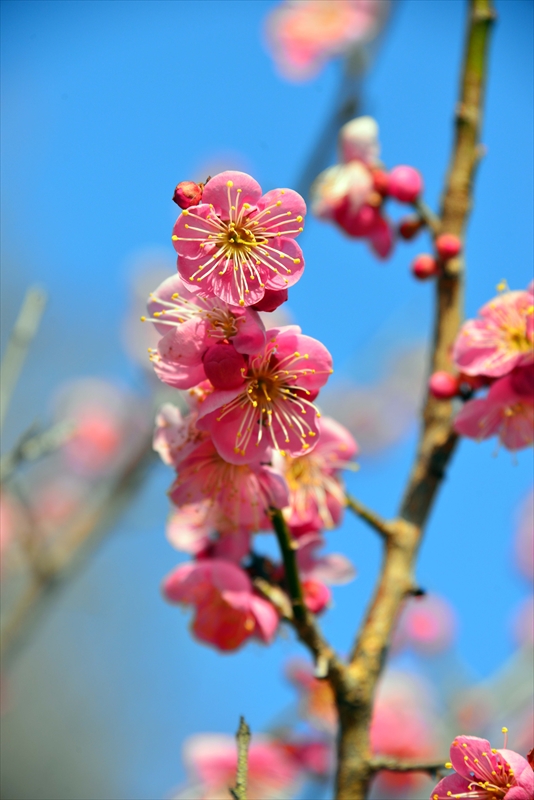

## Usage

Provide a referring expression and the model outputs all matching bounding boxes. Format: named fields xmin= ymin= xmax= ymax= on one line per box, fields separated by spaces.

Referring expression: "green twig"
xmin=345 ymin=493 xmax=392 ymax=539
xmin=269 ymin=507 xmax=306 ymax=623
xmin=229 ymin=716 xmax=251 ymax=800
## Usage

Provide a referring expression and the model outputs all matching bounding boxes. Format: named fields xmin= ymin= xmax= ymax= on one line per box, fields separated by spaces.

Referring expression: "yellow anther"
xmin=296 ymin=215 xmax=303 ymax=222
xmin=281 ymin=190 xmax=285 ymax=194
xmin=445 ymin=762 xmax=452 ymax=769
xmin=304 ymin=354 xmax=309 ymax=359
xmin=185 ymin=224 xmax=189 ymax=229
xmin=501 ymin=727 xmax=508 ymax=733
xmin=231 ymin=205 xmax=236 ymax=210
xmin=293 ymin=258 xmax=301 ymax=264
xmin=462 ymin=743 xmax=468 ymax=748
xmin=279 ymin=450 xmax=286 ymax=457
xmin=153 ymin=311 xmax=162 ymax=317
xmin=276 ymin=200 xmax=282 ymax=206
xmin=227 ymin=180 xmax=233 ymax=187
xmin=496 ymin=279 xmax=508 ymax=292
xmin=237 ymin=188 xmax=242 ymax=193
xmin=491 ymin=749 xmax=497 ymax=754
xmin=244 ymin=202 xmax=250 ymax=209
xmin=239 ymin=299 xmax=245 ymax=306
xmin=182 ymin=209 xmax=189 ymax=215
xmin=172 ymin=234 xmax=179 ymax=240
xmin=140 ymin=316 xmax=146 ymax=321
xmin=298 ymin=226 xmax=303 ymax=232
xmin=171 ymin=293 xmax=179 ymax=299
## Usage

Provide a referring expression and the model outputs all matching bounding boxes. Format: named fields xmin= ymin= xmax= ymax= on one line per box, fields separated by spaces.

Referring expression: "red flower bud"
xmin=302 ymin=579 xmax=331 ymax=614
xmin=372 ymin=169 xmax=390 ymax=196
xmin=429 ymin=371 xmax=459 ymax=399
xmin=435 ymin=233 xmax=462 ymax=260
xmin=398 ymin=216 xmax=424 ymax=240
xmin=172 ymin=180 xmax=203 ymax=209
xmin=252 ymin=288 xmax=288 ymax=312
xmin=202 ymin=343 xmax=247 ymax=390
xmin=411 ymin=254 xmax=439 ymax=280
xmin=387 ymin=165 xmax=423 ymax=203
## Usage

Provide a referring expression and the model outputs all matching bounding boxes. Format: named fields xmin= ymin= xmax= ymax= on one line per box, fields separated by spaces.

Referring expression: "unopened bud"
xmin=252 ymin=288 xmax=288 ymax=312
xmin=372 ymin=169 xmax=389 ymax=196
xmin=173 ymin=180 xmax=203 ymax=209
xmin=412 ymin=254 xmax=439 ymax=280
xmin=436 ymin=233 xmax=462 ymax=260
xmin=398 ymin=216 xmax=423 ymax=240
xmin=387 ymin=165 xmax=423 ymax=203
xmin=429 ymin=371 xmax=459 ymax=399
xmin=202 ymin=343 xmax=247 ymax=390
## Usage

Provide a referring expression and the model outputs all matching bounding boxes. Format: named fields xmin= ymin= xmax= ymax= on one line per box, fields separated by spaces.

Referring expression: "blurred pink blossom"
xmin=265 ymin=1 xmax=390 ymax=82
xmin=163 ymin=559 xmax=279 ymax=651
xmin=514 ymin=490 xmax=534 ymax=580
xmin=173 ymin=733 xmax=300 ymax=799
xmin=392 ymin=593 xmax=457 ymax=655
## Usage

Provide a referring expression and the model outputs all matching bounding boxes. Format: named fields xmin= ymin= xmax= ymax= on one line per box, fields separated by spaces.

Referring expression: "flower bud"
xmin=435 ymin=233 xmax=462 ymax=260
xmin=411 ymin=254 xmax=439 ymax=280
xmin=387 ymin=165 xmax=423 ymax=203
xmin=172 ymin=180 xmax=203 ymax=209
xmin=202 ymin=343 xmax=247 ymax=390
xmin=429 ymin=371 xmax=459 ymax=399
xmin=398 ymin=216 xmax=423 ymax=240
xmin=252 ymin=288 xmax=288 ymax=312
xmin=372 ymin=169 xmax=389 ymax=196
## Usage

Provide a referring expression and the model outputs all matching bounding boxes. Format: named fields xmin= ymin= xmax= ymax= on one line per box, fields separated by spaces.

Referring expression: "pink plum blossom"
xmin=163 ymin=559 xmax=279 ymax=651
xmin=168 ymin=438 xmax=289 ymax=533
xmin=166 ymin=502 xmax=252 ymax=563
xmin=197 ymin=326 xmax=333 ymax=464
xmin=454 ymin=367 xmax=534 ymax=451
xmin=277 ymin=415 xmax=358 ymax=534
xmin=152 ymin=403 xmax=208 ymax=467
xmin=265 ymin=1 xmax=390 ymax=82
xmin=172 ymin=171 xmax=306 ymax=308
xmin=430 ymin=736 xmax=534 ymax=800
xmin=174 ymin=733 xmax=300 ymax=800
xmin=145 ymin=274 xmax=265 ymax=389
xmin=453 ymin=285 xmax=534 ymax=379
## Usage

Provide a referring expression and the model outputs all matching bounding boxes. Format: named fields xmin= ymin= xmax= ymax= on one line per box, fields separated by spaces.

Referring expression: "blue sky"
xmin=1 ymin=1 xmax=532 ymax=798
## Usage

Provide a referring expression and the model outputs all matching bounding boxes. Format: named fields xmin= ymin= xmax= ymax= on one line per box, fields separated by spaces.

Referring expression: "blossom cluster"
xmin=429 ymin=282 xmax=534 ymax=451
xmin=311 ymin=115 xmax=428 ymax=260
xmin=145 ymin=171 xmax=357 ymax=651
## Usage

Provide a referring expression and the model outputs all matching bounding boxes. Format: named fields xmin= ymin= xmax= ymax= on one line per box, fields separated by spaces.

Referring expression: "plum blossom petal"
xmin=453 ymin=286 xmax=534 ymax=378
xmin=172 ymin=171 xmax=306 ymax=308
xmin=454 ymin=372 xmax=534 ymax=451
xmin=153 ymin=404 xmax=208 ymax=468
xmin=311 ymin=162 xmax=373 ymax=220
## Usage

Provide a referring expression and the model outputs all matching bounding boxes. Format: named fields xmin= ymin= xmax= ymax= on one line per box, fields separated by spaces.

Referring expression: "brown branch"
xmin=333 ymin=2 xmax=495 ymax=798
xmin=413 ymin=197 xmax=441 ymax=236
xmin=0 ymin=420 xmax=75 ymax=483
xmin=229 ymin=716 xmax=251 ymax=800
xmin=345 ymin=494 xmax=392 ymax=539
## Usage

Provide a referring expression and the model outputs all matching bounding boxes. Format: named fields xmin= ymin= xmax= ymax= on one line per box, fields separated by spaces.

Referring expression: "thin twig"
xmin=269 ymin=507 xmax=349 ymax=692
xmin=229 ymin=716 xmax=251 ymax=800
xmin=413 ymin=197 xmax=441 ymax=236
xmin=0 ymin=420 xmax=75 ymax=483
xmin=0 ymin=287 xmax=47 ymax=432
xmin=369 ymin=758 xmax=447 ymax=776
xmin=0 ymin=431 xmax=156 ymax=661
xmin=345 ymin=494 xmax=392 ymax=539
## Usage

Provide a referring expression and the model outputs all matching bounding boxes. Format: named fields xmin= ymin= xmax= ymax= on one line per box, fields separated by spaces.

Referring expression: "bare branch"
xmin=345 ymin=493 xmax=392 ymax=539
xmin=0 ymin=420 xmax=75 ymax=483
xmin=0 ymin=287 xmax=47 ymax=432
